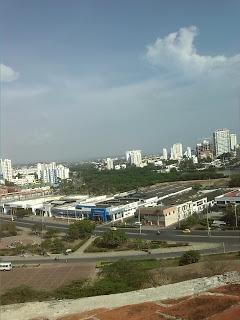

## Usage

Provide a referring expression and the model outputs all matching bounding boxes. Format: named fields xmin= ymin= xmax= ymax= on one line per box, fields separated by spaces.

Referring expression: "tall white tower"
xmin=0 ymin=159 xmax=13 ymax=182
xmin=106 ymin=158 xmax=114 ymax=170
xmin=162 ymin=148 xmax=168 ymax=160
xmin=186 ymin=147 xmax=192 ymax=158
xmin=230 ymin=133 xmax=237 ymax=151
xmin=126 ymin=150 xmax=142 ymax=167
xmin=213 ymin=129 xmax=230 ymax=156
xmin=171 ymin=143 xmax=183 ymax=160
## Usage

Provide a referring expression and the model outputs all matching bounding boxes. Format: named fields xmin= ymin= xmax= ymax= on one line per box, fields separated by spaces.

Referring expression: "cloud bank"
xmin=146 ymin=26 xmax=240 ymax=76
xmin=2 ymin=26 xmax=240 ymax=162
xmin=0 ymin=63 xmax=19 ymax=82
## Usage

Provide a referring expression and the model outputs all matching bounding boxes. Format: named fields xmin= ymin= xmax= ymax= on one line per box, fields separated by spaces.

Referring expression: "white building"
xmin=186 ymin=147 xmax=192 ymax=159
xmin=37 ymin=162 xmax=69 ymax=185
xmin=230 ymin=133 xmax=237 ymax=151
xmin=12 ymin=175 xmax=36 ymax=186
xmin=126 ymin=150 xmax=142 ymax=167
xmin=162 ymin=148 xmax=168 ymax=160
xmin=106 ymin=158 xmax=114 ymax=170
xmin=213 ymin=129 xmax=230 ymax=157
xmin=171 ymin=143 xmax=183 ymax=160
xmin=0 ymin=159 xmax=13 ymax=182
xmin=56 ymin=164 xmax=69 ymax=180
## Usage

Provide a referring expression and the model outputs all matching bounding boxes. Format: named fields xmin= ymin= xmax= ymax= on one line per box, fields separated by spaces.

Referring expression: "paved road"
xmin=1 ymin=216 xmax=239 ymax=246
xmin=0 ymin=216 xmax=239 ymax=263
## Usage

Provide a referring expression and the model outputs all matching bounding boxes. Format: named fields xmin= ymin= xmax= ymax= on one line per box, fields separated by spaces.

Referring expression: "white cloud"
xmin=0 ymin=63 xmax=19 ymax=82
xmin=146 ymin=26 xmax=240 ymax=76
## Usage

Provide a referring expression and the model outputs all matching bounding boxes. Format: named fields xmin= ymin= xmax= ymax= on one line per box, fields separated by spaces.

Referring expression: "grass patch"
xmin=85 ymin=237 xmax=189 ymax=253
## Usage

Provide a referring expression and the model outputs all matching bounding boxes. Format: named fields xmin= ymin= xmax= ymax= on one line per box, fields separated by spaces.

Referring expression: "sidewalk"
xmin=71 ymin=236 xmax=96 ymax=256
xmin=0 ymin=242 xmax=222 ymax=262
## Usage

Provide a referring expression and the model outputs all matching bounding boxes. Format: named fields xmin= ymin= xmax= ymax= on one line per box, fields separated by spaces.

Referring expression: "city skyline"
xmin=1 ymin=1 xmax=240 ymax=162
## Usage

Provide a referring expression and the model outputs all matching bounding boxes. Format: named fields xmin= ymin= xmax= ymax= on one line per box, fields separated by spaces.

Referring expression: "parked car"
xmin=134 ymin=221 xmax=142 ymax=226
xmin=156 ymin=230 xmax=161 ymax=235
xmin=182 ymin=228 xmax=191 ymax=234
xmin=111 ymin=227 xmax=117 ymax=231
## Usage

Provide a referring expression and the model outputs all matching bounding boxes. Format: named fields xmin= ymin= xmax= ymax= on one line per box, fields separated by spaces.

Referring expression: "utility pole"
xmin=138 ymin=209 xmax=142 ymax=235
xmin=234 ymin=204 xmax=238 ymax=228
xmin=223 ymin=242 xmax=226 ymax=254
xmin=10 ymin=207 xmax=14 ymax=221
xmin=206 ymin=206 xmax=211 ymax=237
xmin=67 ymin=206 xmax=69 ymax=225
xmin=41 ymin=210 xmax=44 ymax=240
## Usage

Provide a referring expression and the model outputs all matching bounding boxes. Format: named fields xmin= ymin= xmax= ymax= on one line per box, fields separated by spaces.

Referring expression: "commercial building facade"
xmin=215 ymin=190 xmax=240 ymax=206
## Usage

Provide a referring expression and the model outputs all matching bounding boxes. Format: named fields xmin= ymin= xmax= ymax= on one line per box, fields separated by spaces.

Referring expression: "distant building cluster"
xmin=160 ymin=128 xmax=238 ymax=163
xmin=37 ymin=162 xmax=69 ymax=185
xmin=0 ymin=159 xmax=69 ymax=186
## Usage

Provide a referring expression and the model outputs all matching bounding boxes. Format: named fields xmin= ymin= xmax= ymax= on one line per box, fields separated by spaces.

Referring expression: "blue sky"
xmin=1 ymin=0 xmax=240 ymax=163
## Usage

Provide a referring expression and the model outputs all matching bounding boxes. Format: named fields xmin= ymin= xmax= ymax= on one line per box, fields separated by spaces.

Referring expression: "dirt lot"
xmin=0 ymin=262 xmax=96 ymax=293
xmin=0 ymin=228 xmax=41 ymax=250
xmin=53 ymin=284 xmax=240 ymax=320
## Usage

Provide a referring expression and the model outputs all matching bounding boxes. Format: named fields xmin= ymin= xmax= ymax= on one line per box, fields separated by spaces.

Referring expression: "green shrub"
xmin=97 ymin=230 xmax=128 ymax=249
xmin=0 ymin=286 xmax=50 ymax=305
xmin=179 ymin=250 xmax=201 ymax=266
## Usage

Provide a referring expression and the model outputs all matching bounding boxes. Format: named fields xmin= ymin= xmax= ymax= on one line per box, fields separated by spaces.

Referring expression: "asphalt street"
xmin=0 ymin=215 xmax=239 ymax=265
xmin=1 ymin=215 xmax=239 ymax=244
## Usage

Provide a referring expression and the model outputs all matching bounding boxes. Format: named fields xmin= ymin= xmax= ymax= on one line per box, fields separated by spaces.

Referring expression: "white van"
xmin=0 ymin=262 xmax=12 ymax=271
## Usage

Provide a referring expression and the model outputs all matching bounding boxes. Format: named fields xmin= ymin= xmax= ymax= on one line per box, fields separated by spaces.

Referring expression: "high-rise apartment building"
xmin=170 ymin=143 xmax=183 ymax=160
xmin=0 ymin=159 xmax=13 ymax=182
xmin=230 ymin=133 xmax=237 ymax=151
xmin=162 ymin=148 xmax=168 ymax=160
xmin=106 ymin=158 xmax=114 ymax=170
xmin=37 ymin=162 xmax=69 ymax=185
xmin=126 ymin=150 xmax=142 ymax=167
xmin=186 ymin=147 xmax=192 ymax=159
xmin=213 ymin=129 xmax=230 ymax=157
xmin=56 ymin=164 xmax=70 ymax=180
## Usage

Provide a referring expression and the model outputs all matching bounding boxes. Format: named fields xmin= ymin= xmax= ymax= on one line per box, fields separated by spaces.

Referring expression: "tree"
xmin=67 ymin=220 xmax=95 ymax=240
xmin=229 ymin=175 xmax=240 ymax=187
xmin=31 ymin=223 xmax=42 ymax=234
xmin=223 ymin=204 xmax=240 ymax=228
xmin=100 ymin=230 xmax=128 ymax=248
xmin=41 ymin=238 xmax=65 ymax=253
xmin=15 ymin=209 xmax=31 ymax=219
xmin=179 ymin=250 xmax=200 ymax=266
xmin=51 ymin=238 xmax=65 ymax=253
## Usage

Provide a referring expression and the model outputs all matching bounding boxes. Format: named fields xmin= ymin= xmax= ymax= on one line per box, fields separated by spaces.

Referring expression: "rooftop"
xmin=221 ymin=190 xmax=240 ymax=198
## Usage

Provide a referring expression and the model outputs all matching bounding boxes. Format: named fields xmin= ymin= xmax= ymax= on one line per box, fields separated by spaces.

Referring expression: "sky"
xmin=0 ymin=0 xmax=240 ymax=163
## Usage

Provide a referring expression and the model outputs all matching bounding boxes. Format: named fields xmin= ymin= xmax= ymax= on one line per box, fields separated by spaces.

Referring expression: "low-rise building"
xmin=215 ymin=190 xmax=240 ymax=206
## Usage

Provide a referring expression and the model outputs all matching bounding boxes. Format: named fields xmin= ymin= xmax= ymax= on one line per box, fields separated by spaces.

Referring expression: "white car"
xmin=134 ymin=221 xmax=142 ymax=226
xmin=111 ymin=227 xmax=117 ymax=231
